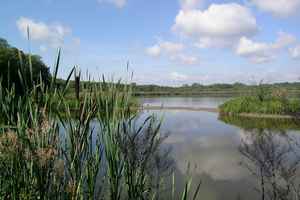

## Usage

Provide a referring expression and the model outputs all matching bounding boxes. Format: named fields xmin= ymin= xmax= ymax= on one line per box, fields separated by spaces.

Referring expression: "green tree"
xmin=0 ymin=38 xmax=50 ymax=94
xmin=0 ymin=38 xmax=10 ymax=49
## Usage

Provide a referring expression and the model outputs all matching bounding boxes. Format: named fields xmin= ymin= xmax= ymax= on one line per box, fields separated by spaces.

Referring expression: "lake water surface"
xmin=140 ymin=97 xmax=300 ymax=200
xmin=141 ymin=96 xmax=231 ymax=108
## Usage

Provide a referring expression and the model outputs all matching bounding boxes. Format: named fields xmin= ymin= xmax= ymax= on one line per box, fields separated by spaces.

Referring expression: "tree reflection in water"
xmin=239 ymin=129 xmax=300 ymax=200
xmin=219 ymin=114 xmax=300 ymax=200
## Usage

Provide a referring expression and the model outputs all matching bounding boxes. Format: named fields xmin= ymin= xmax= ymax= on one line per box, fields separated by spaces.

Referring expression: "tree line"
xmin=0 ymin=38 xmax=50 ymax=94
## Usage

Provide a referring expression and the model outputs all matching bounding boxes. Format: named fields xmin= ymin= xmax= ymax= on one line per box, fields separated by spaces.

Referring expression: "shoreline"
xmin=141 ymin=105 xmax=299 ymax=119
xmin=141 ymin=105 xmax=219 ymax=113
xmin=236 ymin=112 xmax=299 ymax=119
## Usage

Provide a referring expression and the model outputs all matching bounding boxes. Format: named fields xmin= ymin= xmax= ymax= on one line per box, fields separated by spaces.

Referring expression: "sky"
xmin=1 ymin=0 xmax=300 ymax=86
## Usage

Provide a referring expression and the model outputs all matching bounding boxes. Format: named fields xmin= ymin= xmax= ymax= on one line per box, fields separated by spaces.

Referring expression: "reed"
xmin=0 ymin=43 xmax=201 ymax=199
xmin=219 ymin=96 xmax=300 ymax=115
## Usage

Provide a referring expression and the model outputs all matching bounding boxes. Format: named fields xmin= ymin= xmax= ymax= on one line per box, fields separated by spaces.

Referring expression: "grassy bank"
xmin=219 ymin=96 xmax=300 ymax=116
xmin=219 ymin=114 xmax=300 ymax=131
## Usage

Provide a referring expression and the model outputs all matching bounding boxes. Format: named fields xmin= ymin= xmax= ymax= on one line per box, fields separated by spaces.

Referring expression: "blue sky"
xmin=1 ymin=0 xmax=300 ymax=85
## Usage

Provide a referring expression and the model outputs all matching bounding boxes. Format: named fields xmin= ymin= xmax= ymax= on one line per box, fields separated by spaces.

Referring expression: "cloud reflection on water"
xmin=140 ymin=97 xmax=300 ymax=200
xmin=149 ymin=110 xmax=258 ymax=200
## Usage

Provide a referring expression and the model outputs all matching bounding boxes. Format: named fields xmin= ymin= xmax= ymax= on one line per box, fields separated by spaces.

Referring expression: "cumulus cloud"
xmin=236 ymin=37 xmax=274 ymax=63
xmin=160 ymin=41 xmax=184 ymax=55
xmin=146 ymin=45 xmax=161 ymax=57
xmin=173 ymin=3 xmax=258 ymax=48
xmin=97 ymin=0 xmax=127 ymax=8
xmin=170 ymin=72 xmax=188 ymax=81
xmin=146 ymin=40 xmax=199 ymax=65
xmin=17 ymin=17 xmax=71 ymax=48
xmin=171 ymin=54 xmax=199 ymax=65
xmin=146 ymin=41 xmax=184 ymax=57
xmin=250 ymin=0 xmax=300 ymax=17
xmin=236 ymin=32 xmax=296 ymax=63
xmin=180 ymin=0 xmax=203 ymax=10
xmin=289 ymin=45 xmax=300 ymax=59
xmin=16 ymin=17 xmax=79 ymax=53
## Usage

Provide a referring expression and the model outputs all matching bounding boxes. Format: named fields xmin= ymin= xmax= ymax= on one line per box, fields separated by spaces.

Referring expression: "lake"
xmin=139 ymin=96 xmax=300 ymax=200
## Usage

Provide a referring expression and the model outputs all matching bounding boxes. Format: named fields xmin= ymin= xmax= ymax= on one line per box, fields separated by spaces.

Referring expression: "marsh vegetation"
xmin=219 ymin=85 xmax=300 ymax=116
xmin=0 ymin=38 xmax=201 ymax=199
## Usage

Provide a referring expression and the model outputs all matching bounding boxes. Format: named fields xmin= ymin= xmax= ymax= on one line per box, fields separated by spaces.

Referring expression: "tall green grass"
xmin=219 ymin=96 xmax=300 ymax=115
xmin=0 ymin=44 xmax=201 ymax=199
xmin=220 ymin=84 xmax=300 ymax=115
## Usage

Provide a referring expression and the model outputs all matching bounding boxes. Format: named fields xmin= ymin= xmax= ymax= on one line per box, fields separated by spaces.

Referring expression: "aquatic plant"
xmin=219 ymin=96 xmax=300 ymax=115
xmin=0 ymin=37 xmax=201 ymax=199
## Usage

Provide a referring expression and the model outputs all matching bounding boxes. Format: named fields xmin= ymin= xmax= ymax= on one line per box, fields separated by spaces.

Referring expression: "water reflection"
xmin=144 ymin=110 xmax=259 ymax=200
xmin=140 ymin=97 xmax=300 ymax=199
xmin=141 ymin=97 xmax=231 ymax=109
xmin=239 ymin=129 xmax=300 ymax=200
xmin=219 ymin=114 xmax=300 ymax=132
xmin=220 ymin=115 xmax=300 ymax=200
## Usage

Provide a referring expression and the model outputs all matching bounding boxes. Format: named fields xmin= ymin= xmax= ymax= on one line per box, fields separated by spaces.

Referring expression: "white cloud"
xmin=173 ymin=3 xmax=258 ymax=48
xmin=146 ymin=41 xmax=199 ymax=65
xmin=180 ymin=0 xmax=203 ymax=10
xmin=236 ymin=32 xmax=296 ymax=63
xmin=16 ymin=17 xmax=72 ymax=48
xmin=17 ymin=17 xmax=51 ymax=41
xmin=170 ymin=72 xmax=188 ymax=81
xmin=146 ymin=45 xmax=161 ymax=57
xmin=289 ymin=45 xmax=300 ymax=59
xmin=236 ymin=37 xmax=274 ymax=63
xmin=250 ymin=0 xmax=300 ymax=17
xmin=195 ymin=37 xmax=236 ymax=49
xmin=146 ymin=41 xmax=184 ymax=57
xmin=160 ymin=41 xmax=184 ymax=54
xmin=146 ymin=41 xmax=183 ymax=57
xmin=171 ymin=54 xmax=199 ymax=65
xmin=16 ymin=17 xmax=80 ymax=52
xmin=273 ymin=32 xmax=296 ymax=49
xmin=97 ymin=0 xmax=127 ymax=8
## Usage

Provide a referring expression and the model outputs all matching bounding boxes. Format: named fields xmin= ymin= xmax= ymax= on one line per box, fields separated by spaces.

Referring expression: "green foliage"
xmin=288 ymin=99 xmax=300 ymax=113
xmin=0 ymin=38 xmax=201 ymax=200
xmin=219 ymin=95 xmax=300 ymax=115
xmin=0 ymin=38 xmax=50 ymax=95
xmin=220 ymin=86 xmax=300 ymax=115
xmin=0 ymin=38 xmax=9 ymax=49
xmin=219 ymin=114 xmax=300 ymax=131
xmin=62 ymin=79 xmax=300 ymax=97
xmin=132 ymin=82 xmax=300 ymax=97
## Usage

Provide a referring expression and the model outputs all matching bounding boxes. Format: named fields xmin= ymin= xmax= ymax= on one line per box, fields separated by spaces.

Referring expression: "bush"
xmin=0 ymin=38 xmax=50 ymax=95
xmin=219 ymin=96 xmax=300 ymax=115
xmin=286 ymin=99 xmax=300 ymax=113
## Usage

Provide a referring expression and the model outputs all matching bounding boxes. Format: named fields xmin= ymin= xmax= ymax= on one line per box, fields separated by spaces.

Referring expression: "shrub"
xmin=0 ymin=38 xmax=50 ymax=95
xmin=219 ymin=96 xmax=300 ymax=115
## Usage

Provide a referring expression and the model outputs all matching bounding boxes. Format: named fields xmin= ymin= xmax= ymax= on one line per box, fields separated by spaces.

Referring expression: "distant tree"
xmin=0 ymin=38 xmax=10 ymax=49
xmin=131 ymin=82 xmax=137 ymax=88
xmin=0 ymin=38 xmax=50 ymax=94
xmin=233 ymin=82 xmax=245 ymax=87
xmin=191 ymin=83 xmax=203 ymax=88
